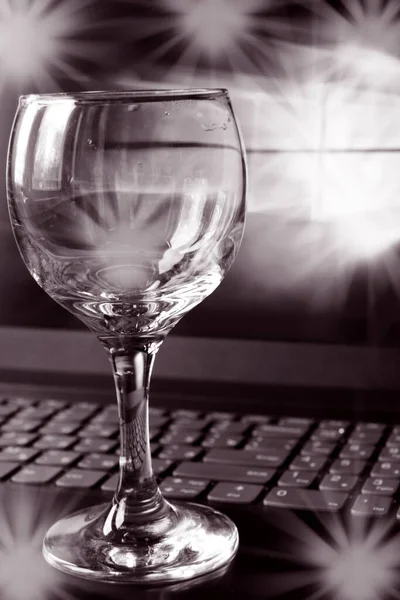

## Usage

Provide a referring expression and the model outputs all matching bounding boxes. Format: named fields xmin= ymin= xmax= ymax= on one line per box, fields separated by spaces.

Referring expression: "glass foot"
xmin=42 ymin=501 xmax=239 ymax=584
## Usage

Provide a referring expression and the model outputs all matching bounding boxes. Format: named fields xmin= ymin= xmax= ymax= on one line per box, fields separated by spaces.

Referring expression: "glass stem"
xmin=101 ymin=342 xmax=174 ymax=541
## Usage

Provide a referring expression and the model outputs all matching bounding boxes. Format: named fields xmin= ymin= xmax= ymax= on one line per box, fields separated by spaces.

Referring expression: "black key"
xmin=340 ymin=444 xmax=375 ymax=460
xmin=201 ymin=433 xmax=243 ymax=449
xmin=329 ymin=458 xmax=366 ymax=475
xmin=0 ymin=432 xmax=37 ymax=447
xmin=78 ymin=423 xmax=119 ymax=438
xmin=148 ymin=415 xmax=170 ymax=429
xmin=0 ymin=446 xmax=40 ymax=463
xmin=370 ymin=462 xmax=400 ymax=478
xmin=157 ymin=445 xmax=202 ymax=461
xmin=209 ymin=411 xmax=236 ymax=421
xmin=210 ymin=422 xmax=249 ymax=435
xmin=170 ymin=409 xmax=202 ymax=419
xmin=278 ymin=417 xmax=313 ymax=427
xmin=74 ymin=437 xmax=117 ymax=453
xmin=169 ymin=418 xmax=211 ymax=431
xmin=91 ymin=411 xmax=119 ymax=425
xmin=301 ymin=441 xmax=335 ymax=456
xmin=362 ymin=477 xmax=399 ymax=496
xmin=208 ymin=482 xmax=263 ymax=504
xmin=174 ymin=461 xmax=274 ymax=484
xmin=351 ymin=494 xmax=391 ymax=517
xmin=6 ymin=397 xmax=36 ymax=407
xmin=0 ymin=462 xmax=19 ymax=479
xmin=152 ymin=458 xmax=174 ymax=476
xmin=38 ymin=398 xmax=68 ymax=410
xmin=245 ymin=437 xmax=297 ymax=451
xmin=319 ymin=420 xmax=349 ymax=429
xmin=311 ymin=428 xmax=346 ymax=443
xmin=278 ymin=470 xmax=315 ymax=488
xmin=19 ymin=406 xmax=58 ymax=419
xmin=39 ymin=422 xmax=82 ymax=436
xmin=387 ymin=433 xmax=400 ymax=446
xmin=101 ymin=473 xmax=119 ymax=492
xmin=289 ymin=455 xmax=326 ymax=472
xmin=355 ymin=422 xmax=385 ymax=433
xmin=0 ymin=405 xmax=19 ymax=417
xmin=34 ymin=435 xmax=76 ymax=450
xmin=253 ymin=424 xmax=308 ymax=438
xmin=319 ymin=474 xmax=358 ymax=492
xmin=348 ymin=430 xmax=383 ymax=444
xmin=78 ymin=453 xmax=119 ymax=470
xmin=2 ymin=419 xmax=42 ymax=433
xmin=240 ymin=414 xmax=271 ymax=425
xmin=56 ymin=469 xmax=106 ymax=488
xmin=378 ymin=446 xmax=400 ymax=462
xmin=264 ymin=488 xmax=348 ymax=512
xmin=35 ymin=450 xmax=81 ymax=467
xmin=159 ymin=431 xmax=202 ymax=445
xmin=204 ymin=448 xmax=289 ymax=467
xmin=12 ymin=465 xmax=62 ymax=484
xmin=52 ymin=408 xmax=94 ymax=423
xmin=160 ymin=477 xmax=208 ymax=500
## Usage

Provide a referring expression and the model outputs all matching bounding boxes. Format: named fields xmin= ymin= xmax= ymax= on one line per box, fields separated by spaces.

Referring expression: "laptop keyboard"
xmin=0 ymin=394 xmax=399 ymax=518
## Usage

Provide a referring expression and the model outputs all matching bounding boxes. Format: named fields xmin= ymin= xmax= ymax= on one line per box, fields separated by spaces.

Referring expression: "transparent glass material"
xmin=7 ymin=89 xmax=246 ymax=584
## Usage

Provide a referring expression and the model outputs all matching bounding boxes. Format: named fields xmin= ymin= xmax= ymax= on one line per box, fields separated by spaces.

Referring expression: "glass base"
xmin=42 ymin=501 xmax=239 ymax=584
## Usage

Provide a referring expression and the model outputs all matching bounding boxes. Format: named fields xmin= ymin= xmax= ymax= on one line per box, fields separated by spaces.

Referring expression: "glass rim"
xmin=19 ymin=88 xmax=229 ymax=105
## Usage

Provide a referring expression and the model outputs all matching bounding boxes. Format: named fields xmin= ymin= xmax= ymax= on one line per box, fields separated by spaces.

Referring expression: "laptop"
xmin=2 ymin=79 xmax=400 ymax=600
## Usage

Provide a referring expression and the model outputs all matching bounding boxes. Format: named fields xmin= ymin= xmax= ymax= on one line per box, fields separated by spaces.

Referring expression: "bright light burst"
xmin=0 ymin=0 xmax=107 ymax=93
xmin=258 ymin=511 xmax=400 ymax=600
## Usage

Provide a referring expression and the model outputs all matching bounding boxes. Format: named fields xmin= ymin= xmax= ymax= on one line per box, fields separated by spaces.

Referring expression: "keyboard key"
xmin=0 ymin=462 xmax=19 ymax=479
xmin=78 ymin=453 xmax=119 ymax=470
xmin=170 ymin=409 xmax=202 ymax=419
xmin=35 ymin=450 xmax=81 ymax=467
xmin=253 ymin=424 xmax=308 ymax=438
xmin=0 ymin=432 xmax=37 ymax=446
xmin=245 ymin=437 xmax=297 ymax=451
xmin=157 ymin=445 xmax=202 ymax=461
xmin=39 ymin=422 xmax=82 ymax=436
xmin=311 ymin=428 xmax=346 ymax=442
xmin=101 ymin=473 xmax=119 ymax=492
xmin=174 ymin=461 xmax=274 ymax=484
xmin=351 ymin=494 xmax=391 ymax=517
xmin=278 ymin=417 xmax=314 ymax=427
xmin=12 ymin=465 xmax=62 ymax=484
xmin=210 ymin=422 xmax=250 ymax=435
xmin=378 ymin=446 xmax=400 ymax=462
xmin=152 ymin=458 xmax=174 ymax=476
xmin=78 ymin=423 xmax=119 ymax=438
xmin=208 ymin=482 xmax=263 ymax=504
xmin=319 ymin=474 xmax=358 ymax=492
xmin=158 ymin=431 xmax=202 ymax=445
xmin=361 ymin=477 xmax=399 ymax=496
xmin=201 ymin=433 xmax=243 ymax=449
xmin=19 ymin=406 xmax=58 ymax=419
xmin=38 ymin=398 xmax=68 ymax=410
xmin=319 ymin=420 xmax=349 ymax=429
xmin=278 ymin=470 xmax=316 ymax=488
xmin=264 ymin=488 xmax=348 ymax=512
xmin=355 ymin=422 xmax=385 ymax=433
xmin=204 ymin=448 xmax=289 ymax=467
xmin=0 ymin=446 xmax=40 ymax=463
xmin=0 ymin=405 xmax=20 ymax=417
xmin=74 ymin=437 xmax=117 ymax=453
xmin=301 ymin=441 xmax=335 ymax=456
xmin=289 ymin=455 xmax=326 ymax=472
xmin=385 ymin=432 xmax=400 ymax=446
xmin=240 ymin=414 xmax=271 ymax=425
xmin=348 ymin=430 xmax=383 ymax=444
xmin=2 ymin=419 xmax=42 ymax=433
xmin=34 ymin=435 xmax=76 ymax=450
xmin=340 ymin=444 xmax=375 ymax=460
xmin=160 ymin=477 xmax=208 ymax=500
xmin=56 ymin=469 xmax=106 ymax=489
xmin=329 ymin=458 xmax=366 ymax=475
xmin=168 ymin=418 xmax=211 ymax=431
xmin=370 ymin=462 xmax=400 ymax=478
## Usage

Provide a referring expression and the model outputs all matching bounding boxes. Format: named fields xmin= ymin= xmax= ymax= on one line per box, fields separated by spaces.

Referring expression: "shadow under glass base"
xmin=42 ymin=501 xmax=239 ymax=584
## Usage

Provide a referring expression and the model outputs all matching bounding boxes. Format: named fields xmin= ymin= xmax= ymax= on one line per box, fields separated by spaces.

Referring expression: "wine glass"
xmin=7 ymin=89 xmax=246 ymax=584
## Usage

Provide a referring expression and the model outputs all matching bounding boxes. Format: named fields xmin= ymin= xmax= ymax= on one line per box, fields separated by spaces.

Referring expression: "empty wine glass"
xmin=7 ymin=89 xmax=246 ymax=584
